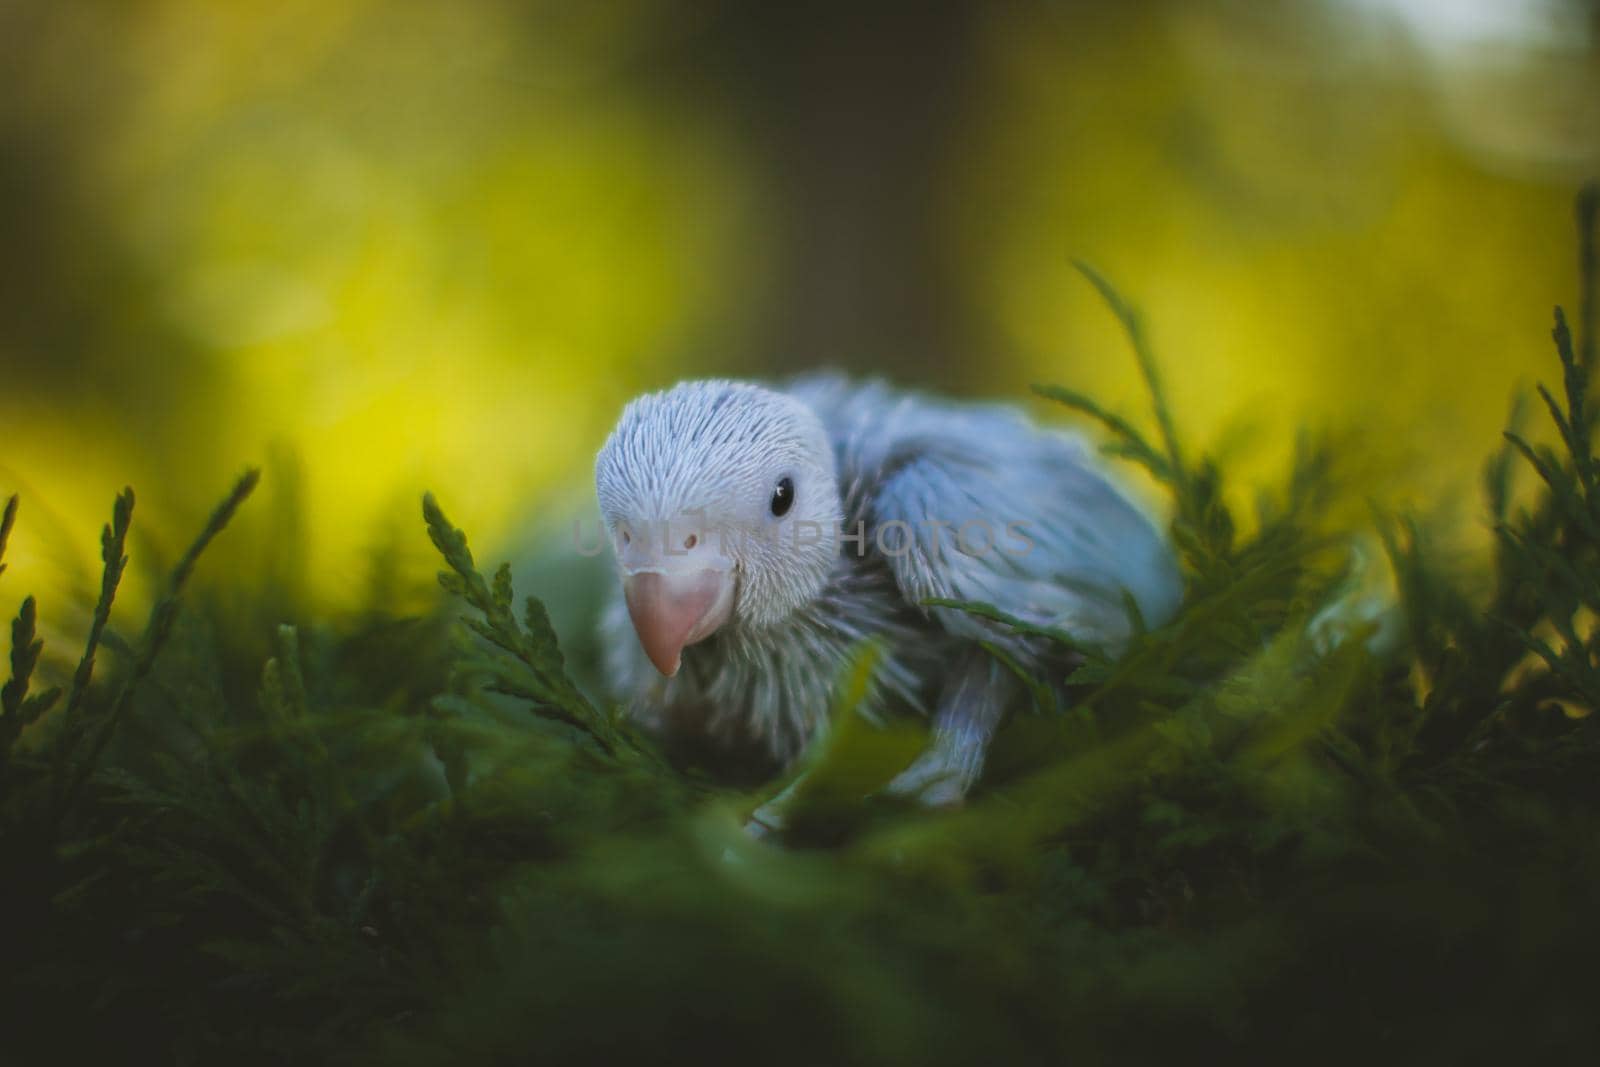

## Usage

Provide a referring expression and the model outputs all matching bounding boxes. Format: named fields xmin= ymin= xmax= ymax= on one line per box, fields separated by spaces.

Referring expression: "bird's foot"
xmin=743 ymin=773 xmax=806 ymax=839
xmin=744 ymin=805 xmax=785 ymax=839
xmin=881 ymin=753 xmax=970 ymax=809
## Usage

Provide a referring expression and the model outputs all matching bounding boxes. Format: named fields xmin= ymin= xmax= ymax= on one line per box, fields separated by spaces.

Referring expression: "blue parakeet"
xmin=594 ymin=377 xmax=1182 ymax=810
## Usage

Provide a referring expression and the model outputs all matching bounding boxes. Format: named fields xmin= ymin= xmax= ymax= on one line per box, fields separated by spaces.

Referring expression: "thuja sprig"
xmin=2 ymin=594 xmax=61 ymax=768
xmin=49 ymin=489 xmax=134 ymax=782
xmin=1489 ymin=183 xmax=1600 ymax=714
xmin=1033 ymin=262 xmax=1237 ymax=568
xmin=59 ymin=470 xmax=259 ymax=814
xmin=2 ymin=495 xmax=64 ymax=769
xmin=1505 ymin=309 xmax=1595 ymax=506
xmin=422 ymin=492 xmax=623 ymax=756
xmin=1057 ymin=259 xmax=1190 ymax=497
xmin=0 ymin=493 xmax=17 ymax=581
xmin=1029 ymin=261 xmax=1190 ymax=499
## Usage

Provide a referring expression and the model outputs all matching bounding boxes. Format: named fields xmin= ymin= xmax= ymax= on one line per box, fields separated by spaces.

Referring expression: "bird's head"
xmin=595 ymin=380 xmax=843 ymax=676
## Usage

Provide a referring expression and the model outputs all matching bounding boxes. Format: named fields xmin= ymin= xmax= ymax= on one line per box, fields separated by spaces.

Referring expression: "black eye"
xmin=770 ymin=477 xmax=795 ymax=517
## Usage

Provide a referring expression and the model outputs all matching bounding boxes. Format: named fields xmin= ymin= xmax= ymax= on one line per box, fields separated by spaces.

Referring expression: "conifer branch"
xmin=59 ymin=471 xmax=259 ymax=815
xmin=1071 ymin=259 xmax=1189 ymax=495
xmin=3 ymin=595 xmax=61 ymax=764
xmin=51 ymin=489 xmax=134 ymax=786
xmin=422 ymin=492 xmax=618 ymax=755
xmin=0 ymin=493 xmax=17 ymax=581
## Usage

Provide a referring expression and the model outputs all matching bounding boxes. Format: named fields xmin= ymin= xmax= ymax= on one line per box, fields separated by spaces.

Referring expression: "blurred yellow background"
xmin=1 ymin=0 xmax=1596 ymax=626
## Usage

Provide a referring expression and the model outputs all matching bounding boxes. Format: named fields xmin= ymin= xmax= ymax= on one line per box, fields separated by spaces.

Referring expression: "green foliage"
xmin=1 ymin=488 xmax=128 ymax=786
xmin=2 ymin=594 xmax=60 ymax=768
xmin=0 ymin=494 xmax=16 ymax=579
xmin=2 ymin=190 xmax=1599 ymax=1065
xmin=421 ymin=492 xmax=653 ymax=763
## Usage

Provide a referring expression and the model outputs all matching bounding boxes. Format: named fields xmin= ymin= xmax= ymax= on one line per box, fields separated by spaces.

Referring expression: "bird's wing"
xmin=865 ymin=400 xmax=1182 ymax=655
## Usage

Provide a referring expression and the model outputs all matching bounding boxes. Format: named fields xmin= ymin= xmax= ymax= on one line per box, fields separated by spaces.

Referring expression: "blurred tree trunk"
xmin=691 ymin=0 xmax=991 ymax=386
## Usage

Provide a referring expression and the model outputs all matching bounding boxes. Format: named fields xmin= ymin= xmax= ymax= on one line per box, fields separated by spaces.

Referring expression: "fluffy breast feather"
xmin=601 ymin=550 xmax=937 ymax=763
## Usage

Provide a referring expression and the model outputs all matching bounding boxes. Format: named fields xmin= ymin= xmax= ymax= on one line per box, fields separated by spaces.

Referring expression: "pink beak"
xmin=623 ymin=569 xmax=734 ymax=677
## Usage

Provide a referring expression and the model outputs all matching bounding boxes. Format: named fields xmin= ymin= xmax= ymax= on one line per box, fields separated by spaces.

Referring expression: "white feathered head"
xmin=595 ymin=380 xmax=843 ymax=675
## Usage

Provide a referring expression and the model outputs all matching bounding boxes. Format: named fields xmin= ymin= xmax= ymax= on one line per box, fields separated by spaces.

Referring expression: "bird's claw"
xmin=744 ymin=807 xmax=784 ymax=839
xmin=744 ymin=780 xmax=799 ymax=840
xmin=881 ymin=755 xmax=969 ymax=809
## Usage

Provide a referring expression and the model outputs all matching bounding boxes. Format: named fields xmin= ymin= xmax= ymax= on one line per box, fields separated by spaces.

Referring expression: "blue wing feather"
xmin=794 ymin=376 xmax=1182 ymax=656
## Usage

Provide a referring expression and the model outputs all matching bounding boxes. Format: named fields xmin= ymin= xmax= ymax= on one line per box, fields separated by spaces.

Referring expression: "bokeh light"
xmin=2 ymin=0 xmax=1596 ymax=628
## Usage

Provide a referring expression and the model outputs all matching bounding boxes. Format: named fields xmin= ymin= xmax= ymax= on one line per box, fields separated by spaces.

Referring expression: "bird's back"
xmin=788 ymin=375 xmax=1182 ymax=651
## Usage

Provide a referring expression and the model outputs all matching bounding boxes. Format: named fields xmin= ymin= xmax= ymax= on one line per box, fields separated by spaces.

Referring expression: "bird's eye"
xmin=770 ymin=477 xmax=795 ymax=517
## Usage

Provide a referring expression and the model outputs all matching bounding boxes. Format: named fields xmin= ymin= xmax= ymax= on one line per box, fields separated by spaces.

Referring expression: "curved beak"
xmin=623 ymin=568 xmax=734 ymax=677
